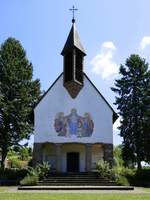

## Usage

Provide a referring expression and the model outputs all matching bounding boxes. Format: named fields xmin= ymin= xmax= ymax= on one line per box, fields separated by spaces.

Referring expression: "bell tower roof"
xmin=61 ymin=7 xmax=86 ymax=98
xmin=61 ymin=22 xmax=86 ymax=56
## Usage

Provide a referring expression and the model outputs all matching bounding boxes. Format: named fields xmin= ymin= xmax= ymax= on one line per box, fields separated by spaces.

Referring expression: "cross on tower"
xmin=69 ymin=5 xmax=78 ymax=23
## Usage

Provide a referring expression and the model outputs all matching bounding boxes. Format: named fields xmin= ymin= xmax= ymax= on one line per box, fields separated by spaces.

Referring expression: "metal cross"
xmin=69 ymin=6 xmax=78 ymax=23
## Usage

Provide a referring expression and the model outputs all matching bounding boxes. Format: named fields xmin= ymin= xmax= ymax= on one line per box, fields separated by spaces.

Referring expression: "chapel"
xmin=33 ymin=16 xmax=117 ymax=173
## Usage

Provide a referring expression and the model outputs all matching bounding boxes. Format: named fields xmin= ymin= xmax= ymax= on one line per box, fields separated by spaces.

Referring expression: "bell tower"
xmin=61 ymin=8 xmax=86 ymax=98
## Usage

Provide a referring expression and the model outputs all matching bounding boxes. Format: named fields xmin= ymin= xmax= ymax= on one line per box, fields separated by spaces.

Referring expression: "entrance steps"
xmin=18 ymin=173 xmax=134 ymax=190
xmin=38 ymin=172 xmax=116 ymax=186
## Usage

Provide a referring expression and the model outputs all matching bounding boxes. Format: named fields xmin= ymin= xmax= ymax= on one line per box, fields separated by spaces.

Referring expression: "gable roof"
xmin=34 ymin=73 xmax=118 ymax=123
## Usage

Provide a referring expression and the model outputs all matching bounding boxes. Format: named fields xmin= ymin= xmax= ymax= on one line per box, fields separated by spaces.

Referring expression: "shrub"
xmin=27 ymin=162 xmax=50 ymax=179
xmin=96 ymin=161 xmax=135 ymax=186
xmin=19 ymin=162 xmax=50 ymax=185
xmin=19 ymin=147 xmax=30 ymax=161
xmin=27 ymin=166 xmax=39 ymax=177
xmin=0 ymin=168 xmax=27 ymax=180
xmin=113 ymin=145 xmax=124 ymax=167
xmin=20 ymin=167 xmax=39 ymax=186
xmin=116 ymin=175 xmax=129 ymax=186
xmin=136 ymin=169 xmax=150 ymax=182
xmin=8 ymin=157 xmax=22 ymax=169
xmin=130 ymin=169 xmax=150 ymax=186
xmin=20 ymin=174 xmax=38 ymax=186
xmin=0 ymin=168 xmax=28 ymax=185
xmin=112 ymin=166 xmax=136 ymax=186
xmin=113 ymin=166 xmax=135 ymax=177
xmin=28 ymin=158 xmax=33 ymax=167
xmin=36 ymin=162 xmax=50 ymax=180
xmin=15 ymin=169 xmax=28 ymax=179
xmin=96 ymin=160 xmax=113 ymax=178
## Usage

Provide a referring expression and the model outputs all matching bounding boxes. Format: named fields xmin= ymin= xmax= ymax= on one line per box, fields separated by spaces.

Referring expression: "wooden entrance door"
xmin=67 ymin=152 xmax=79 ymax=172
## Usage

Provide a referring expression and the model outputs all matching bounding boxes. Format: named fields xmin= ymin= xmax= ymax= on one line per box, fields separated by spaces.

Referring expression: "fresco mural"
xmin=54 ymin=108 xmax=94 ymax=137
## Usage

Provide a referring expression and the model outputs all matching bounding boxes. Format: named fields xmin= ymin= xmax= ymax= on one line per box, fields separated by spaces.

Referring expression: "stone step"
xmin=43 ymin=178 xmax=110 ymax=181
xmin=39 ymin=173 xmax=116 ymax=186
xmin=47 ymin=173 xmax=99 ymax=177
xmin=39 ymin=181 xmax=115 ymax=184
xmin=48 ymin=172 xmax=96 ymax=175
xmin=38 ymin=183 xmax=117 ymax=186
xmin=41 ymin=179 xmax=113 ymax=183
xmin=41 ymin=179 xmax=114 ymax=182
xmin=46 ymin=175 xmax=101 ymax=177
xmin=41 ymin=181 xmax=114 ymax=184
xmin=39 ymin=184 xmax=116 ymax=186
xmin=48 ymin=174 xmax=99 ymax=177
xmin=44 ymin=176 xmax=109 ymax=179
xmin=45 ymin=175 xmax=105 ymax=178
xmin=39 ymin=179 xmax=116 ymax=186
xmin=18 ymin=185 xmax=134 ymax=190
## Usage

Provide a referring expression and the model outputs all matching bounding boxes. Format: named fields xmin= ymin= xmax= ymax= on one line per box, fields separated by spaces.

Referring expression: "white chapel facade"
xmin=33 ymin=19 xmax=117 ymax=172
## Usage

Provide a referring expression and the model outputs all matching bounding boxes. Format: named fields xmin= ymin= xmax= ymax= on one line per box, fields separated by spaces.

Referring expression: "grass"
xmin=0 ymin=193 xmax=149 ymax=200
xmin=0 ymin=187 xmax=150 ymax=200
xmin=143 ymin=188 xmax=150 ymax=192
xmin=0 ymin=187 xmax=9 ymax=192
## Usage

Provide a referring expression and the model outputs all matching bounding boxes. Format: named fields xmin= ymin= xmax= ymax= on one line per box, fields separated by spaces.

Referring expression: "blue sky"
xmin=1 ymin=0 xmax=150 ymax=146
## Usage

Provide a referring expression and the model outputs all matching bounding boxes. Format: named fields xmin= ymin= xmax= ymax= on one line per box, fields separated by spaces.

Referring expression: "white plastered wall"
xmin=34 ymin=74 xmax=113 ymax=144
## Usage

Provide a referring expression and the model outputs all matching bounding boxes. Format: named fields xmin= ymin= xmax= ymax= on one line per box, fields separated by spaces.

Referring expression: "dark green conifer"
xmin=112 ymin=54 xmax=150 ymax=169
xmin=0 ymin=38 xmax=41 ymax=168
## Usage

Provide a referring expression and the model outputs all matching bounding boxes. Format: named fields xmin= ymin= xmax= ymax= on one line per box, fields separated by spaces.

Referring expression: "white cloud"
xmin=90 ymin=41 xmax=118 ymax=79
xmin=102 ymin=41 xmax=116 ymax=50
xmin=140 ymin=36 xmax=150 ymax=50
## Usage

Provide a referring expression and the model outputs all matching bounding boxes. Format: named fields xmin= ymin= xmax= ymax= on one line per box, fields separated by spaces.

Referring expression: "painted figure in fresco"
xmin=54 ymin=112 xmax=67 ymax=136
xmin=66 ymin=108 xmax=81 ymax=136
xmin=77 ymin=120 xmax=83 ymax=137
xmin=54 ymin=109 xmax=94 ymax=137
xmin=82 ymin=113 xmax=94 ymax=137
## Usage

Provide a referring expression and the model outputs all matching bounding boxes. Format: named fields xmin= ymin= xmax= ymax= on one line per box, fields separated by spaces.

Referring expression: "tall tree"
xmin=112 ymin=54 xmax=150 ymax=169
xmin=0 ymin=38 xmax=41 ymax=168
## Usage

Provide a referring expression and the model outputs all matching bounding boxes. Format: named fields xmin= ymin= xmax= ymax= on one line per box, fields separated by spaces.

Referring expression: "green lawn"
xmin=143 ymin=188 xmax=150 ymax=192
xmin=0 ymin=187 xmax=150 ymax=200
xmin=0 ymin=193 xmax=150 ymax=200
xmin=0 ymin=187 xmax=9 ymax=192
